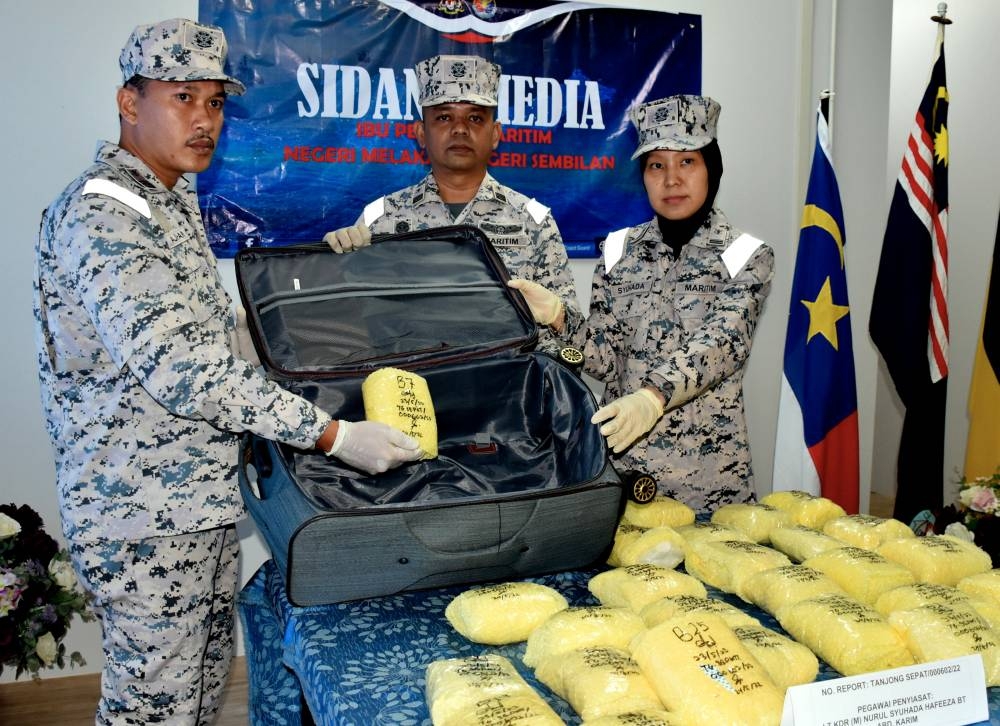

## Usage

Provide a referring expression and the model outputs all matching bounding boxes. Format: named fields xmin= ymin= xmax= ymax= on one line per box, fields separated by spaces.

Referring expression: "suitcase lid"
xmin=234 ymin=225 xmax=539 ymax=377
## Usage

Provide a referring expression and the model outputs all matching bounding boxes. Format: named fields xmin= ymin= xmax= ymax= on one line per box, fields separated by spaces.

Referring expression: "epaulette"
xmin=81 ymin=179 xmax=151 ymax=219
xmin=602 ymin=227 xmax=632 ymax=273
xmin=363 ymin=197 xmax=386 ymax=226
xmin=720 ymin=233 xmax=765 ymax=278
xmin=525 ymin=198 xmax=549 ymax=225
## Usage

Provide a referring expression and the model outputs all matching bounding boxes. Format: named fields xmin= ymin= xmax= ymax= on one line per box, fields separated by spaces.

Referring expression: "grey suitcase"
xmin=235 ymin=225 xmax=624 ymax=605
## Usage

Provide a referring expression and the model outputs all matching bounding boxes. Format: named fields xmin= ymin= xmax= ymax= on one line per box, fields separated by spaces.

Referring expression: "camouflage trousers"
xmin=69 ymin=525 xmax=239 ymax=725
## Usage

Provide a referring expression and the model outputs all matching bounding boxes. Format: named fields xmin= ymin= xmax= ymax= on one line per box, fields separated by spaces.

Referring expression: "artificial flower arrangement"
xmin=0 ymin=503 xmax=92 ymax=679
xmin=929 ymin=469 xmax=1000 ymax=567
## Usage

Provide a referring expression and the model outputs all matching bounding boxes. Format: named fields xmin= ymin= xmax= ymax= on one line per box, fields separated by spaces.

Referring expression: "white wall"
xmin=2 ymin=0 xmax=997 ymax=682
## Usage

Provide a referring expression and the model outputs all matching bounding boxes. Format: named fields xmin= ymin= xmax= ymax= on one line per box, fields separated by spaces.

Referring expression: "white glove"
xmin=507 ymin=278 xmax=563 ymax=326
xmin=324 ymin=222 xmax=372 ymax=253
xmin=591 ymin=388 xmax=665 ymax=454
xmin=234 ymin=305 xmax=261 ymax=367
xmin=327 ymin=420 xmax=422 ymax=474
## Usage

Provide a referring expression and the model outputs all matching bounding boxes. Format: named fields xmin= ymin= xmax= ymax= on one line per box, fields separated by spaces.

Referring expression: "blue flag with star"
xmin=773 ymin=103 xmax=859 ymax=512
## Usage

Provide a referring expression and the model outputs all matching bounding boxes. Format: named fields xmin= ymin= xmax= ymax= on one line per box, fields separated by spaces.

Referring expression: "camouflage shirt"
xmin=577 ymin=208 xmax=774 ymax=513
xmin=359 ymin=171 xmax=584 ymax=351
xmin=33 ymin=142 xmax=331 ymax=542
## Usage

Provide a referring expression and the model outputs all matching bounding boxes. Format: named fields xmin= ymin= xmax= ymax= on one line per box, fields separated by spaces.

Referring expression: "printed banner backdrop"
xmin=197 ymin=0 xmax=701 ymax=257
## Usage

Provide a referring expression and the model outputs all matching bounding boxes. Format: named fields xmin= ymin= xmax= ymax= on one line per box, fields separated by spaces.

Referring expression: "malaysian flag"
xmin=869 ymin=25 xmax=949 ymax=525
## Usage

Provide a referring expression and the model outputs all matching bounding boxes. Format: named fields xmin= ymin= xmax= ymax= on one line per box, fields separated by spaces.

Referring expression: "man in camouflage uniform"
xmin=324 ymin=54 xmax=582 ymax=351
xmin=518 ymin=95 xmax=774 ymax=513
xmin=32 ymin=18 xmax=420 ymax=725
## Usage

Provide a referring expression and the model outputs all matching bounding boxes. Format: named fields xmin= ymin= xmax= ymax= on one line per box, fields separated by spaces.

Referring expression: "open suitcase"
xmin=235 ymin=225 xmax=624 ymax=605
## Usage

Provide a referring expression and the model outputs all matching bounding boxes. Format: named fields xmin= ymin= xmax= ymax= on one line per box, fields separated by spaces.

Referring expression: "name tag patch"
xmin=614 ymin=280 xmax=653 ymax=297
xmin=679 ymin=282 xmax=722 ymax=295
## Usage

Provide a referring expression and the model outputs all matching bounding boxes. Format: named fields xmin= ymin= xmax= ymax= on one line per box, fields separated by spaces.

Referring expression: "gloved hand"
xmin=591 ymin=388 xmax=665 ymax=454
xmin=324 ymin=222 xmax=372 ymax=253
xmin=234 ymin=305 xmax=261 ymax=367
xmin=327 ymin=420 xmax=422 ymax=474
xmin=507 ymin=278 xmax=563 ymax=326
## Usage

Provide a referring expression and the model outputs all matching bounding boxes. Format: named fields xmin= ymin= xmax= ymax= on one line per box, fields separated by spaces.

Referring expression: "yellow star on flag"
xmin=934 ymin=124 xmax=948 ymax=166
xmin=801 ymin=276 xmax=850 ymax=350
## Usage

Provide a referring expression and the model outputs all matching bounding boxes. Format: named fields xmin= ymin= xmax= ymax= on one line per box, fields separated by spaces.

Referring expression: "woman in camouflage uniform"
xmin=514 ymin=95 xmax=774 ymax=513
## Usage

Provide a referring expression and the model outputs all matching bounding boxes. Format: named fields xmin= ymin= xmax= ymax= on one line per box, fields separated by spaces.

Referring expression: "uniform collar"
xmin=415 ymin=170 xmax=502 ymax=207
xmin=93 ymin=141 xmax=189 ymax=195
xmin=643 ymin=207 xmax=733 ymax=250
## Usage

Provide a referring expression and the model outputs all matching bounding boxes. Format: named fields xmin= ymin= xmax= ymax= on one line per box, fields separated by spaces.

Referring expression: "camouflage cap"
xmin=415 ymin=54 xmax=501 ymax=107
xmin=119 ymin=18 xmax=246 ymax=96
xmin=629 ymin=95 xmax=721 ymax=159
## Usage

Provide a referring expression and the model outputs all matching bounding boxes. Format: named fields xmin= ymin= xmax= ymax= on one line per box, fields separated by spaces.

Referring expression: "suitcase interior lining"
xmin=241 ymin=237 xmax=535 ymax=371
xmin=281 ymin=355 xmax=606 ymax=510
xmin=260 ymin=288 xmax=527 ymax=369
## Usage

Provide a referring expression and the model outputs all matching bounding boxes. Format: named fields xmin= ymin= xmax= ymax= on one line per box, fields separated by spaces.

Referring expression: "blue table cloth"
xmin=238 ymin=559 xmax=999 ymax=725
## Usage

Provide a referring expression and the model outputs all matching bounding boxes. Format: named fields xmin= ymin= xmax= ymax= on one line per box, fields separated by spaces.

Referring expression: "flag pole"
xmin=822 ymin=0 xmax=837 ymax=139
xmin=931 ymin=2 xmax=952 ymax=25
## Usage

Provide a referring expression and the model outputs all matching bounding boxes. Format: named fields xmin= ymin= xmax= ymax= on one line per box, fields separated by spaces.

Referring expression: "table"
xmin=238 ymin=559 xmax=999 ymax=725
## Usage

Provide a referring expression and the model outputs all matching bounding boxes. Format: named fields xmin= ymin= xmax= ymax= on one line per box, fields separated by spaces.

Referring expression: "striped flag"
xmin=964 ymin=207 xmax=1000 ymax=479
xmin=869 ymin=27 xmax=949 ymax=525
xmin=772 ymin=102 xmax=859 ymax=512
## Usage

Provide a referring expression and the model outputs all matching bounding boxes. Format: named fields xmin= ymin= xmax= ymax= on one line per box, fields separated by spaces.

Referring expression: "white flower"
xmin=48 ymin=558 xmax=78 ymax=592
xmin=944 ymin=522 xmax=976 ymax=543
xmin=959 ymin=485 xmax=982 ymax=508
xmin=0 ymin=512 xmax=21 ymax=540
xmin=35 ymin=632 xmax=58 ymax=666
xmin=0 ymin=569 xmax=23 ymax=617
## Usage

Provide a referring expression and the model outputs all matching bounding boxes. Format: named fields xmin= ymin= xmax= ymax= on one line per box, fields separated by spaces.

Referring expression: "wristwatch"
xmin=558 ymin=346 xmax=584 ymax=375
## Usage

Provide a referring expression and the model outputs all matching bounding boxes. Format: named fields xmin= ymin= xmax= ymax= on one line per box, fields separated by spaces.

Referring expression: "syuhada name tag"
xmin=780 ymin=655 xmax=988 ymax=726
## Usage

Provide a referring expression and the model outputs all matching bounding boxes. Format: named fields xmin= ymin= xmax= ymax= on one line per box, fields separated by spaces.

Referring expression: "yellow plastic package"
xmin=362 ymin=366 xmax=438 ymax=458
xmin=588 ymin=564 xmax=707 ymax=613
xmin=889 ymin=602 xmax=1000 ymax=686
xmin=776 ymin=593 xmax=914 ymax=676
xmin=710 ymin=502 xmax=791 ymax=544
xmin=621 ymin=496 xmax=695 ymax=529
xmin=760 ymin=490 xmax=846 ymax=530
xmin=683 ymin=539 xmax=792 ymax=601
xmin=445 ymin=582 xmax=567 ymax=645
xmin=630 ymin=614 xmax=785 ymax=725
xmin=822 ymin=514 xmax=914 ymax=550
xmin=639 ymin=594 xmax=760 ymax=629
xmin=768 ymin=524 xmax=845 ymax=562
xmin=802 ymin=546 xmax=915 ymax=606
xmin=608 ymin=523 xmax=648 ymax=567
xmin=732 ymin=624 xmax=819 ymax=690
xmin=425 ymin=654 xmax=563 ymax=726
xmin=874 ymin=581 xmax=1000 ymax=631
xmin=741 ymin=564 xmax=847 ymax=617
xmin=875 ymin=581 xmax=977 ymax=615
xmin=615 ymin=526 xmax=687 ymax=570
xmin=534 ymin=646 xmax=664 ymax=721
xmin=957 ymin=568 xmax=1000 ymax=605
xmin=876 ymin=534 xmax=992 ymax=586
xmin=674 ymin=521 xmax=752 ymax=549
xmin=522 ymin=606 xmax=646 ymax=668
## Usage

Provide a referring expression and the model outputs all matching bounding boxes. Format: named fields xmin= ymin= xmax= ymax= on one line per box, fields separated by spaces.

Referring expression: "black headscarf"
xmin=644 ymin=140 xmax=724 ymax=257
